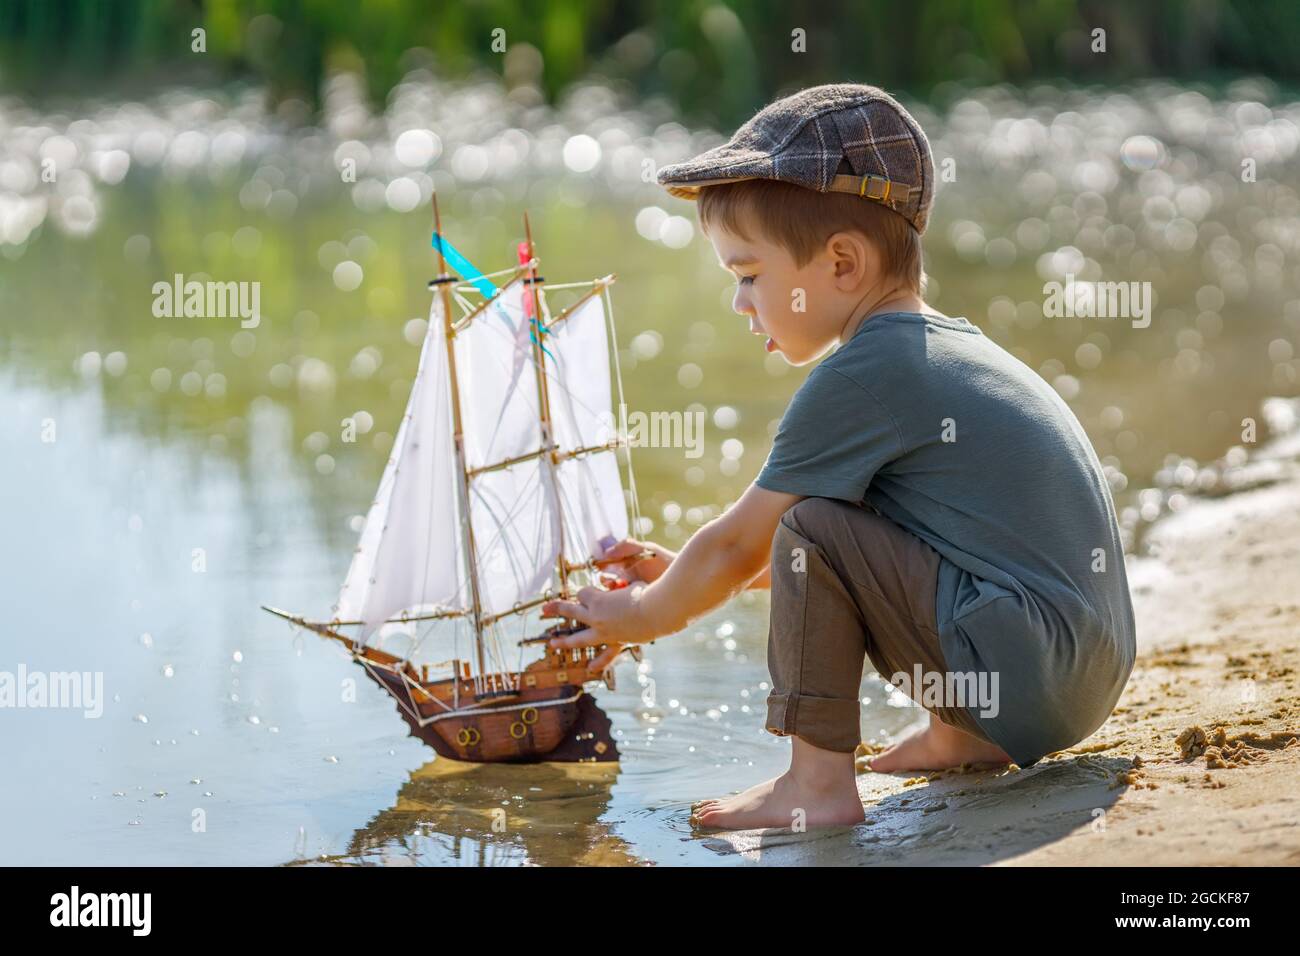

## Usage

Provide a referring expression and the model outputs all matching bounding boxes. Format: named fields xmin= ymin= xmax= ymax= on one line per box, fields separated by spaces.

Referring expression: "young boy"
xmin=541 ymin=83 xmax=1136 ymax=831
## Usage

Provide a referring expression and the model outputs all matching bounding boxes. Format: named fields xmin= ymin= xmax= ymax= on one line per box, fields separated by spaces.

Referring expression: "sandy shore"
xmin=695 ymin=443 xmax=1300 ymax=865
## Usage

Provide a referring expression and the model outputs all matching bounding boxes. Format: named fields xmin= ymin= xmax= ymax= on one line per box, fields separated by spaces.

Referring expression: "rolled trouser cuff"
xmin=765 ymin=691 xmax=862 ymax=753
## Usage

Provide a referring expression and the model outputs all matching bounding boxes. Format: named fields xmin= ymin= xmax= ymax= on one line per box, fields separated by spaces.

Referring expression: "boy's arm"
xmin=637 ymin=482 xmax=797 ymax=632
xmin=542 ymin=482 xmax=799 ymax=656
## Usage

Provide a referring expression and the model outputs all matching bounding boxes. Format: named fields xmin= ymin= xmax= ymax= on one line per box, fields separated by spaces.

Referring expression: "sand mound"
xmin=1174 ymin=724 xmax=1300 ymax=768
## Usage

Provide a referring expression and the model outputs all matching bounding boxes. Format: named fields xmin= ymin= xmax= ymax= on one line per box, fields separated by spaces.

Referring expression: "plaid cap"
xmin=657 ymin=83 xmax=935 ymax=234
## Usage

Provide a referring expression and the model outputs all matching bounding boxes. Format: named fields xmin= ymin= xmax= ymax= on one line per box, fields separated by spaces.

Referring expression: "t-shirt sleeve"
xmin=754 ymin=363 xmax=904 ymax=502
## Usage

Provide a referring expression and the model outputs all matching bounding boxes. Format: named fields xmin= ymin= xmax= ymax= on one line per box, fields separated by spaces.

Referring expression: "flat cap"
xmin=657 ymin=83 xmax=934 ymax=234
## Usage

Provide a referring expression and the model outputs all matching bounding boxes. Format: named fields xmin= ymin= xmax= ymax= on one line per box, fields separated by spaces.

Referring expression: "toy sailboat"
xmin=263 ymin=194 xmax=643 ymax=763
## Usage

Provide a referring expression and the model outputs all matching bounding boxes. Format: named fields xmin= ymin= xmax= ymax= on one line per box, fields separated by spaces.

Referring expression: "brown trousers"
xmin=765 ymin=497 xmax=996 ymax=753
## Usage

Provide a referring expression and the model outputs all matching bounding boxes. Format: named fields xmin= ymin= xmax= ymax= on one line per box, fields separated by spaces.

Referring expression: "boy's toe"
xmin=688 ymin=807 xmax=715 ymax=829
xmin=689 ymin=798 xmax=732 ymax=828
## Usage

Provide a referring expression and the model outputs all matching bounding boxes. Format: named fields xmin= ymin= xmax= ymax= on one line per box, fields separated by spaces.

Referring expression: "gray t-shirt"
xmin=755 ymin=312 xmax=1136 ymax=765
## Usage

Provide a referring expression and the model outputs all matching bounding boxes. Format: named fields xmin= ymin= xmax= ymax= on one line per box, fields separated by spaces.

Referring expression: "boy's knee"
xmin=778 ymin=497 xmax=850 ymax=545
xmin=770 ymin=497 xmax=850 ymax=575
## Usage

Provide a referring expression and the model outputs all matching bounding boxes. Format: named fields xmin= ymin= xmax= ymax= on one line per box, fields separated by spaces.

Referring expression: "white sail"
xmin=335 ymin=274 xmax=627 ymax=639
xmin=455 ymin=279 xmax=562 ymax=615
xmin=555 ymin=452 xmax=628 ymax=564
xmin=335 ymin=294 xmax=467 ymax=635
xmin=468 ymin=458 xmax=559 ymax=615
xmin=545 ymin=292 xmax=629 ymax=564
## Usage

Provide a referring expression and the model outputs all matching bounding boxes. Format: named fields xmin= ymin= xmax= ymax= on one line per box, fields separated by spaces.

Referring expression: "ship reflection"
xmin=290 ymin=756 xmax=643 ymax=866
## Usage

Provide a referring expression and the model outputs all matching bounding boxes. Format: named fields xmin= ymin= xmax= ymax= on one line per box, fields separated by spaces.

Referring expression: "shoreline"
xmin=695 ymin=420 xmax=1300 ymax=865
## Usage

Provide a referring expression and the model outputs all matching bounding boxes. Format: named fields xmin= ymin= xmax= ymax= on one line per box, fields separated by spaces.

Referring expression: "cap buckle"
xmin=858 ymin=174 xmax=892 ymax=202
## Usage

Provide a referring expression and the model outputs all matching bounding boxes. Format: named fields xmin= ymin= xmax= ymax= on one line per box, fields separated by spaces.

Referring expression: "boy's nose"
xmin=732 ymin=287 xmax=755 ymax=317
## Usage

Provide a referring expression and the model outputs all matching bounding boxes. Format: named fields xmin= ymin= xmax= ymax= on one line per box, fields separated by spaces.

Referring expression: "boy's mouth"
xmin=764 ymin=336 xmax=777 ymax=353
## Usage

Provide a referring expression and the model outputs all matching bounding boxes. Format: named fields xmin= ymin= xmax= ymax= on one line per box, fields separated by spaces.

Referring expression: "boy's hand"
xmin=541 ymin=584 xmax=657 ymax=671
xmin=597 ymin=538 xmax=675 ymax=584
xmin=542 ymin=483 xmax=802 ymax=672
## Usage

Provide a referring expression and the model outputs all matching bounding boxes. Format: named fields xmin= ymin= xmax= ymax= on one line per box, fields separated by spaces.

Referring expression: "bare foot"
xmin=866 ymin=714 xmax=1012 ymax=773
xmin=690 ymin=736 xmax=865 ymax=831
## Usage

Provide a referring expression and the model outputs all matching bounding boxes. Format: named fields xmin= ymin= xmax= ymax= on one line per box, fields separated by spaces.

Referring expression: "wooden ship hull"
xmin=264 ymin=608 xmax=620 ymax=763
xmin=370 ymin=666 xmax=618 ymax=763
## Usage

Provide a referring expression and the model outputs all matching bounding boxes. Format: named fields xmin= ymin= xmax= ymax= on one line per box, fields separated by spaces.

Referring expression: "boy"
xmin=541 ymin=84 xmax=1136 ymax=831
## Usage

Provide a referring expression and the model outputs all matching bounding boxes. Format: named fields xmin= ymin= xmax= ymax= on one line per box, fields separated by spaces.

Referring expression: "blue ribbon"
xmin=432 ymin=232 xmax=554 ymax=359
xmin=432 ymin=232 xmax=497 ymax=299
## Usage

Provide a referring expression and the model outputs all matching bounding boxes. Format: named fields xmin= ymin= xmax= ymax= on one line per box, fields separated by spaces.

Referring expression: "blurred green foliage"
xmin=1 ymin=0 xmax=1298 ymax=125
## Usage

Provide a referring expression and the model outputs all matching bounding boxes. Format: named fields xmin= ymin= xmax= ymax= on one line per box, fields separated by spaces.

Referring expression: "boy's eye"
xmin=737 ymin=275 xmax=755 ymax=286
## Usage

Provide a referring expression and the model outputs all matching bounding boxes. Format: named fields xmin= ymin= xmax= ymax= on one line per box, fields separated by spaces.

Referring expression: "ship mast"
xmin=521 ymin=212 xmax=573 ymax=600
xmin=431 ymin=192 xmax=487 ymax=676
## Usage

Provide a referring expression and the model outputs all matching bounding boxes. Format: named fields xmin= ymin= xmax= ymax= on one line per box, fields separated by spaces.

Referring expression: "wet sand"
xmin=693 ymin=459 xmax=1300 ymax=865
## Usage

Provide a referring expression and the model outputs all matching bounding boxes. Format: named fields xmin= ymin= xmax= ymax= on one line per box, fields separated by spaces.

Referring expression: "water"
xmin=0 ymin=369 xmax=929 ymax=865
xmin=1 ymin=72 xmax=1297 ymax=864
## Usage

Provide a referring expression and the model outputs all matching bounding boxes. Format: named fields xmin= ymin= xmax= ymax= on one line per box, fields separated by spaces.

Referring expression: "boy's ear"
xmin=826 ymin=229 xmax=875 ymax=289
